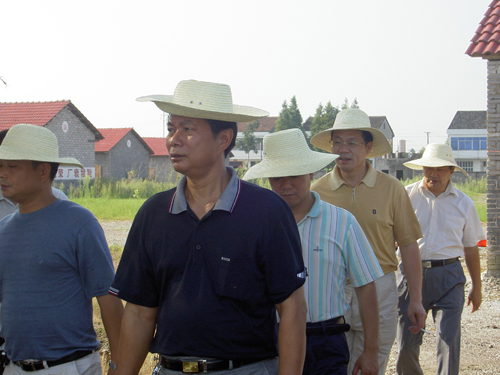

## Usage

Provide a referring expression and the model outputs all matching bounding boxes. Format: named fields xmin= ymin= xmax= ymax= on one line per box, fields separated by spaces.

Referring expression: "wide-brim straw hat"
xmin=243 ymin=128 xmax=338 ymax=180
xmin=137 ymin=79 xmax=269 ymax=122
xmin=403 ymin=143 xmax=468 ymax=176
xmin=0 ymin=124 xmax=83 ymax=168
xmin=310 ymin=108 xmax=392 ymax=158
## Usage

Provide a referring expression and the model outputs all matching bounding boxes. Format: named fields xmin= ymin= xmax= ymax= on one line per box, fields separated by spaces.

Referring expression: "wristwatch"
xmin=109 ymin=360 xmax=117 ymax=370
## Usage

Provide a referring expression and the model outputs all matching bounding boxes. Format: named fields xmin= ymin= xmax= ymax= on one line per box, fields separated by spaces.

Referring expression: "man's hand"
xmin=407 ymin=299 xmax=427 ymax=334
xmin=464 ymin=245 xmax=482 ymax=313
xmin=352 ymin=349 xmax=378 ymax=375
xmin=467 ymin=286 xmax=482 ymax=312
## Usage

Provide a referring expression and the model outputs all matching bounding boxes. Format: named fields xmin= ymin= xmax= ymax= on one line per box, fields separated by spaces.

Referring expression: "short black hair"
xmin=31 ymin=161 xmax=60 ymax=181
xmin=0 ymin=129 xmax=8 ymax=144
xmin=361 ymin=131 xmax=373 ymax=144
xmin=206 ymin=119 xmax=237 ymax=158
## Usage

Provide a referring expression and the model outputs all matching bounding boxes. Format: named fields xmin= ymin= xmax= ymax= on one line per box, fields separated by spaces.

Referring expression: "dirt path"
xmin=100 ymin=221 xmax=500 ymax=374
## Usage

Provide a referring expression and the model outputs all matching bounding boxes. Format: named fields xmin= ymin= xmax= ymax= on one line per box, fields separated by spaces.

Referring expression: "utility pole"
xmin=424 ymin=131 xmax=430 ymax=145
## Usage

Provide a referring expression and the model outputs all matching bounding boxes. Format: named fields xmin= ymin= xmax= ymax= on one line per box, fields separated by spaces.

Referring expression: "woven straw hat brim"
xmin=242 ymin=128 xmax=338 ymax=181
xmin=243 ymin=153 xmax=337 ymax=180
xmin=0 ymin=124 xmax=83 ymax=168
xmin=138 ymin=95 xmax=269 ymax=122
xmin=310 ymin=127 xmax=392 ymax=158
xmin=137 ymin=79 xmax=269 ymax=122
xmin=403 ymin=158 xmax=468 ymax=176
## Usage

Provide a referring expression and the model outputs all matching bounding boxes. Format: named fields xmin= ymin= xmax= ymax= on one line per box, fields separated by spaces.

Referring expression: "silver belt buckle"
xmin=422 ymin=261 xmax=432 ymax=269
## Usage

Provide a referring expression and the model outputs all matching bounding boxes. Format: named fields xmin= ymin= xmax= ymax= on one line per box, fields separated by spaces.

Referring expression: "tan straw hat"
xmin=310 ymin=108 xmax=392 ymax=158
xmin=137 ymin=79 xmax=269 ymax=122
xmin=0 ymin=124 xmax=83 ymax=168
xmin=242 ymin=128 xmax=338 ymax=180
xmin=403 ymin=143 xmax=467 ymax=176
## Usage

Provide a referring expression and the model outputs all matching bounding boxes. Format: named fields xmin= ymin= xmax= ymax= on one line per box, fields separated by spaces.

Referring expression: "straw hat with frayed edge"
xmin=310 ymin=108 xmax=392 ymax=158
xmin=0 ymin=124 xmax=83 ymax=168
xmin=242 ymin=128 xmax=338 ymax=181
xmin=137 ymin=80 xmax=269 ymax=122
xmin=403 ymin=143 xmax=467 ymax=176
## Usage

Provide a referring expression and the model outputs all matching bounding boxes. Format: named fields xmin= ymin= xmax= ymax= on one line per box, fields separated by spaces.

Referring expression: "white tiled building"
xmin=447 ymin=111 xmax=487 ymax=174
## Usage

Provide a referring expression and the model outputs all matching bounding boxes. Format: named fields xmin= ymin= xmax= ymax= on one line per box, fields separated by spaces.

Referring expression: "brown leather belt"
xmin=160 ymin=356 xmax=266 ymax=373
xmin=422 ymin=257 xmax=459 ymax=269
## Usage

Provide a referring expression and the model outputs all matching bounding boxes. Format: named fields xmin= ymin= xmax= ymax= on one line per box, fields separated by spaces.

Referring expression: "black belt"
xmin=13 ymin=350 xmax=94 ymax=372
xmin=160 ymin=356 xmax=266 ymax=373
xmin=306 ymin=316 xmax=350 ymax=336
xmin=422 ymin=257 xmax=459 ymax=269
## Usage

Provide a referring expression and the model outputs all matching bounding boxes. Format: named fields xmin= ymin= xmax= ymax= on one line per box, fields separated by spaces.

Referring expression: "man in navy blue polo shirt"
xmin=110 ymin=80 xmax=307 ymax=375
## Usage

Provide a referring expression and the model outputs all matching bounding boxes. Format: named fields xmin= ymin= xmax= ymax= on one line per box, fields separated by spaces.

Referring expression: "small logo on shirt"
xmin=372 ymin=209 xmax=376 ymax=214
xmin=221 ymin=257 xmax=231 ymax=262
xmin=313 ymin=246 xmax=323 ymax=252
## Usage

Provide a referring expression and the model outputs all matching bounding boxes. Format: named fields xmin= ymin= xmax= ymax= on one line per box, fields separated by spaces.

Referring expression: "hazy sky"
xmin=0 ymin=0 xmax=492 ymax=151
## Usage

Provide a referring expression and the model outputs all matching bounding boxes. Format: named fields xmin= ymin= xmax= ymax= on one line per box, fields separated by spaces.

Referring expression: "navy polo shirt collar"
xmin=170 ymin=167 xmax=241 ymax=214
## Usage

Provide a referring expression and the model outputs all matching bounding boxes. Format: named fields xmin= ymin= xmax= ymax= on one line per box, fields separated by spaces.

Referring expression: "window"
xmin=457 ymin=161 xmax=473 ymax=172
xmin=450 ymin=137 xmax=487 ymax=151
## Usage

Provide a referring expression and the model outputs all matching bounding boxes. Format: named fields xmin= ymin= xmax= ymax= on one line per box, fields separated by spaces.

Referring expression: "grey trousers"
xmin=155 ymin=357 xmax=279 ymax=375
xmin=396 ymin=260 xmax=465 ymax=375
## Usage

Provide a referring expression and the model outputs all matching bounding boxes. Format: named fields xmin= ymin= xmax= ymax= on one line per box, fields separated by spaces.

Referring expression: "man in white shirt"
xmin=397 ymin=143 xmax=485 ymax=375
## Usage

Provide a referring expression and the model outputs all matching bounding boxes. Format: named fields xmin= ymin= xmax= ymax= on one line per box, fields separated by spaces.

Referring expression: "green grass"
xmin=401 ymin=176 xmax=487 ymax=222
xmin=72 ymin=198 xmax=146 ymax=220
xmin=71 ymin=175 xmax=487 ymax=223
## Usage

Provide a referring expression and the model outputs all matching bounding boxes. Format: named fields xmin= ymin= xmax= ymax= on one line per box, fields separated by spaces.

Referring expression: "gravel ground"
xmin=100 ymin=221 xmax=500 ymax=374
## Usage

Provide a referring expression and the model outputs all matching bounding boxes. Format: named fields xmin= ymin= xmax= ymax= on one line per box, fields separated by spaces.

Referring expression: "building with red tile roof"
xmin=0 ymin=100 xmax=102 ymax=178
xmin=95 ymin=128 xmax=153 ymax=180
xmin=142 ymin=137 xmax=176 ymax=182
xmin=142 ymin=137 xmax=169 ymax=156
xmin=466 ymin=0 xmax=500 ymax=58
xmin=466 ymin=0 xmax=500 ymax=277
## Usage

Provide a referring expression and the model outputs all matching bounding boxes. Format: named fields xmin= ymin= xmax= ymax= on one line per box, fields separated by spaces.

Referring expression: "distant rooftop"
xmin=0 ymin=100 xmax=103 ymax=140
xmin=237 ymin=117 xmax=278 ymax=132
xmin=448 ymin=111 xmax=486 ymax=130
xmin=142 ymin=137 xmax=169 ymax=156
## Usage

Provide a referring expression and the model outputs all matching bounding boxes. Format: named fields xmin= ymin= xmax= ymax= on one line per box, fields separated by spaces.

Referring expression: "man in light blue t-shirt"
xmin=244 ymin=129 xmax=384 ymax=375
xmin=0 ymin=124 xmax=123 ymax=375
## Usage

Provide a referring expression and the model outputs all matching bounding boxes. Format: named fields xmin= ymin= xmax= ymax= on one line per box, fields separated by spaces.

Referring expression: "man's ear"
xmin=38 ymin=162 xmax=52 ymax=182
xmin=218 ymin=128 xmax=233 ymax=153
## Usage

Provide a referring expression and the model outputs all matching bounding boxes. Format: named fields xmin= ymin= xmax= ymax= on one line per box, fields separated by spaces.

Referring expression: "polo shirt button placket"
xmin=196 ymin=245 xmax=202 ymax=250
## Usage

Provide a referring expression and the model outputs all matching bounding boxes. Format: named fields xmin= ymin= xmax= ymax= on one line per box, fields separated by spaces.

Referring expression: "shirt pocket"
xmin=442 ymin=215 xmax=467 ymax=245
xmin=216 ymin=256 xmax=256 ymax=300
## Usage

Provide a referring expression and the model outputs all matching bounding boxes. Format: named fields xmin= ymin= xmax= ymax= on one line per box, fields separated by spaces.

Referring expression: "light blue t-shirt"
xmin=0 ymin=199 xmax=114 ymax=361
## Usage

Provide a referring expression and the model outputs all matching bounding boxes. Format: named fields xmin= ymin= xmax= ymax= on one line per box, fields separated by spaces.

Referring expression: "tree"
xmin=235 ymin=120 xmax=259 ymax=167
xmin=275 ymin=96 xmax=305 ymax=135
xmin=341 ymin=97 xmax=360 ymax=110
xmin=310 ymin=101 xmax=339 ymax=139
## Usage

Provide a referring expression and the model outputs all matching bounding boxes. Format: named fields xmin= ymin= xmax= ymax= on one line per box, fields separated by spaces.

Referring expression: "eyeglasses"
xmin=328 ymin=140 xmax=366 ymax=149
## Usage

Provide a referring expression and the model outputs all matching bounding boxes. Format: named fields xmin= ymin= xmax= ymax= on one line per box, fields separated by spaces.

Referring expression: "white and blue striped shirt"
xmin=299 ymin=192 xmax=383 ymax=323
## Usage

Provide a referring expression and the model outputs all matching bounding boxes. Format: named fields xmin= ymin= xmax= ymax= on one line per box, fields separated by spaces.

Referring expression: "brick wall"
xmin=45 ymin=107 xmax=96 ymax=167
xmin=149 ymin=156 xmax=177 ymax=182
xmin=486 ymin=59 xmax=500 ymax=277
xmin=106 ymin=132 xmax=151 ymax=180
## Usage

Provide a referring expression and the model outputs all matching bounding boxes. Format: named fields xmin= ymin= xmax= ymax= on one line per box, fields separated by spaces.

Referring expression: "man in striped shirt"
xmin=244 ymin=129 xmax=384 ymax=375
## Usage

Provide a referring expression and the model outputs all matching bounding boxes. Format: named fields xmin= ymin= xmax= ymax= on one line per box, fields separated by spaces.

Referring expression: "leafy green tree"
xmin=341 ymin=97 xmax=360 ymax=110
xmin=341 ymin=98 xmax=349 ymax=110
xmin=310 ymin=101 xmax=339 ymax=153
xmin=275 ymin=96 xmax=305 ymax=135
xmin=236 ymin=120 xmax=259 ymax=167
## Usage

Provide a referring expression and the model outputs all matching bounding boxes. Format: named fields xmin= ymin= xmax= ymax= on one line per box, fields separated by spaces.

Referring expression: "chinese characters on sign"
xmin=55 ymin=167 xmax=96 ymax=180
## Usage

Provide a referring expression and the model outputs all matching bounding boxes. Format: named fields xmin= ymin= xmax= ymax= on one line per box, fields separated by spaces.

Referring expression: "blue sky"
xmin=0 ymin=0 xmax=492 ymax=151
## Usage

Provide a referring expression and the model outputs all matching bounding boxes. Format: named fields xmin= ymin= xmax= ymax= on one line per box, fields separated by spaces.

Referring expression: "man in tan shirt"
xmin=311 ymin=108 xmax=426 ymax=375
